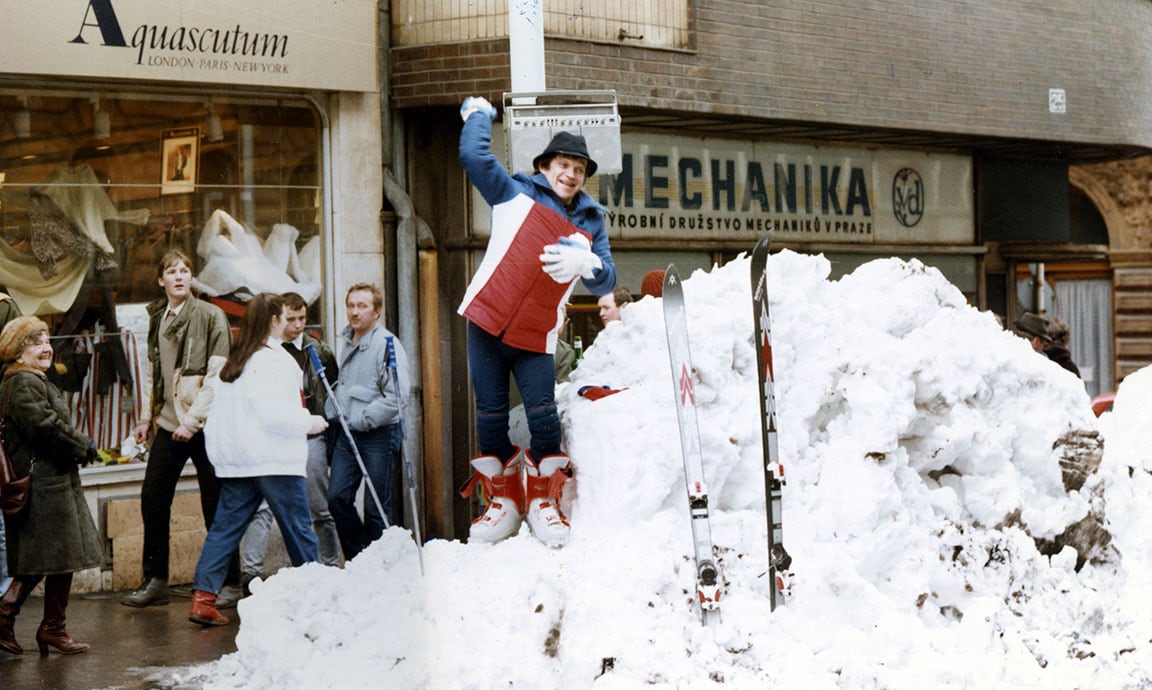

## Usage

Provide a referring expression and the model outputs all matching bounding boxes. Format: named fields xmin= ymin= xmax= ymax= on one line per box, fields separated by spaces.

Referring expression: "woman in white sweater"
xmin=189 ymin=293 xmax=328 ymax=626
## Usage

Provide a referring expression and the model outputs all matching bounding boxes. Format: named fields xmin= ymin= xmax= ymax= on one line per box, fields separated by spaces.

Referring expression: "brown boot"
xmin=0 ymin=576 xmax=40 ymax=655
xmin=36 ymin=574 xmax=88 ymax=656
xmin=188 ymin=590 xmax=230 ymax=627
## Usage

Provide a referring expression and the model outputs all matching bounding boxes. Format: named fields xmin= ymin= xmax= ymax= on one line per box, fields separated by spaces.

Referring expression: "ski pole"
xmin=304 ymin=344 xmax=391 ymax=530
xmin=386 ymin=336 xmax=425 ymax=574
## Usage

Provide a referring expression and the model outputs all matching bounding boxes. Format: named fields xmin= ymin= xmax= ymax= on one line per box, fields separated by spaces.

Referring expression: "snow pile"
xmin=173 ymin=251 xmax=1152 ymax=689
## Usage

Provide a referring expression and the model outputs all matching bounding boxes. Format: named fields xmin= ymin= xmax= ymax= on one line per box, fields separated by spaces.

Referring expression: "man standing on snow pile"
xmin=457 ymin=96 xmax=617 ymax=547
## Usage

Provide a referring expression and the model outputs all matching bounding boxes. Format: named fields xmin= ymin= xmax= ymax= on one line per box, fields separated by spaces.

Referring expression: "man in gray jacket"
xmin=325 ymin=283 xmax=411 ymax=560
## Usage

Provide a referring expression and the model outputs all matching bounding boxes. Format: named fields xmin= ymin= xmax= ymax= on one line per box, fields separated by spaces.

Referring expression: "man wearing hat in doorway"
xmin=1014 ymin=311 xmax=1080 ymax=377
xmin=457 ymin=96 xmax=617 ymax=547
xmin=1014 ymin=311 xmax=1052 ymax=354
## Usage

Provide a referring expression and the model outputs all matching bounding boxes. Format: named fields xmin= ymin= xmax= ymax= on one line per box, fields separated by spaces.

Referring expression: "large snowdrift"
xmin=172 ymin=251 xmax=1152 ymax=689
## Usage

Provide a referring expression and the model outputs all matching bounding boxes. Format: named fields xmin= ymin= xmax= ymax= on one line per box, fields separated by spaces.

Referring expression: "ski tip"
xmin=753 ymin=230 xmax=773 ymax=252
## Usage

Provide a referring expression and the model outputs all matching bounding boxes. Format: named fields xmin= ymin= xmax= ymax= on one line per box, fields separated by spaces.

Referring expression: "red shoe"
xmin=524 ymin=452 xmax=572 ymax=547
xmin=461 ymin=448 xmax=524 ymax=543
xmin=188 ymin=590 xmax=230 ymax=627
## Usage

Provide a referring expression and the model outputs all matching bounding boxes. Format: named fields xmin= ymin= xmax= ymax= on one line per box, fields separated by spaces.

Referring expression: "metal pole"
xmin=508 ymin=0 xmax=546 ymax=94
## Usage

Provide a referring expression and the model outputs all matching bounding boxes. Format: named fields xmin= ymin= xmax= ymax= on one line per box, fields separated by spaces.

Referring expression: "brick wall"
xmin=390 ymin=0 xmax=1152 ymax=151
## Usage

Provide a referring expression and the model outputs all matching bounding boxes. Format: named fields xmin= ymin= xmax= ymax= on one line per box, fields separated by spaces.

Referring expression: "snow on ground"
xmin=168 ymin=251 xmax=1152 ymax=689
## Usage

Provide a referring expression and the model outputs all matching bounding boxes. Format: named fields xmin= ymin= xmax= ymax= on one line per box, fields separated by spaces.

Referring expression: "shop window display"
xmin=0 ymin=91 xmax=325 ymax=464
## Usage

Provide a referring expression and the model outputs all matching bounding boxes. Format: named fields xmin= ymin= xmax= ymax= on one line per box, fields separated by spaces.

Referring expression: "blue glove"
xmin=460 ymin=96 xmax=497 ymax=123
xmin=539 ymin=234 xmax=602 ymax=283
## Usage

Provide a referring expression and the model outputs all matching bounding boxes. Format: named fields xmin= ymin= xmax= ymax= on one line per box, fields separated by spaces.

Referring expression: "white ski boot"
xmin=524 ymin=452 xmax=572 ymax=547
xmin=460 ymin=448 xmax=524 ymax=543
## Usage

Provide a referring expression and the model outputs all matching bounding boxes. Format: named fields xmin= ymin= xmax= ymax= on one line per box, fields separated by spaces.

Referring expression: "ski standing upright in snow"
xmin=662 ymin=264 xmax=722 ymax=628
xmin=750 ymin=231 xmax=792 ymax=610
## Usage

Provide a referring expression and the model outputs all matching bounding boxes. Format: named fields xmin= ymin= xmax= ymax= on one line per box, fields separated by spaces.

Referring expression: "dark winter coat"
xmin=1044 ymin=346 xmax=1081 ymax=378
xmin=298 ymin=332 xmax=337 ymax=417
xmin=1 ymin=365 xmax=102 ymax=575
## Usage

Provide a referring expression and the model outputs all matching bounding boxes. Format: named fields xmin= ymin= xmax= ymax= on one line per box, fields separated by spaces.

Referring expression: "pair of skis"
xmin=662 ymin=230 xmax=790 ymax=627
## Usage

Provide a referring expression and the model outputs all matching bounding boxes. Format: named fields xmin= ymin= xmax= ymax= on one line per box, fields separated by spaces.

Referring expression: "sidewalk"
xmin=0 ymin=588 xmax=239 ymax=689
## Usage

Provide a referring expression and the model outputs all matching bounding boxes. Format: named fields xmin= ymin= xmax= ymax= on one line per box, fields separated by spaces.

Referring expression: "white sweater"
xmin=204 ymin=338 xmax=314 ymax=478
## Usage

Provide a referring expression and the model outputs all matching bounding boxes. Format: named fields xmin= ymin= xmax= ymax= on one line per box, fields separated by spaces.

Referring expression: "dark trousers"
xmin=327 ymin=424 xmax=401 ymax=560
xmin=466 ymin=321 xmax=562 ymax=461
xmin=140 ymin=428 xmax=237 ymax=584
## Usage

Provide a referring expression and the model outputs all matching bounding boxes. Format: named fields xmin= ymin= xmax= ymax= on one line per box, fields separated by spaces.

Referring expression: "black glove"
xmin=82 ymin=443 xmax=97 ymax=467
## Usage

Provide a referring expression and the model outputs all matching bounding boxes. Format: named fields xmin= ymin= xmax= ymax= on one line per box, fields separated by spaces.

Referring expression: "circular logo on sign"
xmin=892 ymin=168 xmax=924 ymax=228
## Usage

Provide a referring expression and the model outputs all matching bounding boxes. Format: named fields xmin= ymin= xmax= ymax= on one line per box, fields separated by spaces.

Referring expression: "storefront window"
xmin=1 ymin=87 xmax=324 ymax=311
xmin=0 ymin=89 xmax=324 ymax=460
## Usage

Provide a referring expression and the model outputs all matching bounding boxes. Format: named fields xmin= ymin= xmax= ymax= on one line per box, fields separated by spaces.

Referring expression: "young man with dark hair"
xmin=123 ymin=250 xmax=234 ymax=608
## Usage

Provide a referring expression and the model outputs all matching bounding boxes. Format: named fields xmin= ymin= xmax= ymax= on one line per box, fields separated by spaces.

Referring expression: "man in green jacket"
xmin=122 ymin=250 xmax=233 ymax=608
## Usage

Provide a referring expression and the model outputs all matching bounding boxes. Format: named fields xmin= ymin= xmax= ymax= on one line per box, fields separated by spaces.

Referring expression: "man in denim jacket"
xmin=325 ymin=283 xmax=410 ymax=559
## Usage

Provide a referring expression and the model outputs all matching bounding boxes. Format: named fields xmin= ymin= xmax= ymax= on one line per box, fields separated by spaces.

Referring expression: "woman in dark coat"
xmin=0 ymin=316 xmax=100 ymax=656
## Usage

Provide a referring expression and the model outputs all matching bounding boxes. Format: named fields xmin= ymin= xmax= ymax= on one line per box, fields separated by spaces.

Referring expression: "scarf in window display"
xmin=27 ymin=191 xmax=118 ymax=279
xmin=34 ymin=163 xmax=149 ymax=255
xmin=0 ymin=163 xmax=149 ymax=316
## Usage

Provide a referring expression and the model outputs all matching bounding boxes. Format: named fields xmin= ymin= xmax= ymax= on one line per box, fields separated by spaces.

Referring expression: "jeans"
xmin=240 ymin=436 xmax=341 ymax=572
xmin=327 ymin=423 xmax=401 ymax=560
xmin=467 ymin=321 xmax=561 ymax=461
xmin=192 ymin=475 xmax=318 ymax=595
xmin=141 ymin=428 xmax=238 ymax=583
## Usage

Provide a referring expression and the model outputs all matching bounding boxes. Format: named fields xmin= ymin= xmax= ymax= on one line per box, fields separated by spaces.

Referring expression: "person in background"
xmin=0 ymin=316 xmax=101 ymax=656
xmin=1014 ymin=311 xmax=1080 ymax=378
xmin=0 ymin=291 xmax=21 ymax=595
xmin=1014 ymin=311 xmax=1050 ymax=354
xmin=555 ymin=311 xmax=576 ymax=384
xmin=597 ymin=286 xmax=633 ymax=326
xmin=238 ymin=292 xmax=342 ymax=592
xmin=457 ymin=95 xmax=617 ymax=547
xmin=326 ymin=283 xmax=411 ymax=561
xmin=188 ymin=293 xmax=328 ymax=626
xmin=122 ymin=250 xmax=236 ymax=608
xmin=1042 ymin=315 xmax=1081 ymax=378
xmin=640 ymin=269 xmax=666 ymax=299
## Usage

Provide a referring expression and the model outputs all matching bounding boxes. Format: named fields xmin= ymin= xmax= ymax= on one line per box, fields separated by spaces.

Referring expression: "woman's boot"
xmin=0 ymin=576 xmax=39 ymax=655
xmin=188 ymin=590 xmax=230 ymax=626
xmin=36 ymin=574 xmax=88 ymax=655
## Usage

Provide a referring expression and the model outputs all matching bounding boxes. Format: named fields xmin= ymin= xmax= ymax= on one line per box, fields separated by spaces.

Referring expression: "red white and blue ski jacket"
xmin=458 ymin=113 xmax=616 ymax=355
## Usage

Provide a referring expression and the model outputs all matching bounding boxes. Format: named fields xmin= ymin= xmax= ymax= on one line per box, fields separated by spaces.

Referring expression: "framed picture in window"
xmin=160 ymin=127 xmax=199 ymax=195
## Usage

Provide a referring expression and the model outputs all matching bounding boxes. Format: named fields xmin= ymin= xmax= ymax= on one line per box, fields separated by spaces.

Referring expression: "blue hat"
xmin=533 ymin=131 xmax=597 ymax=177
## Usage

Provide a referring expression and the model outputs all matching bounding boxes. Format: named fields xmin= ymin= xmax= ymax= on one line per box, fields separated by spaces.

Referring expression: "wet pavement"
xmin=0 ymin=588 xmax=238 ymax=689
